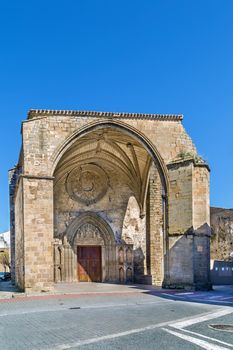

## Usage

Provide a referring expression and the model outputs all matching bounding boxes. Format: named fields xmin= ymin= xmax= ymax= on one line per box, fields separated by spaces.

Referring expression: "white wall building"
xmin=0 ymin=231 xmax=10 ymax=249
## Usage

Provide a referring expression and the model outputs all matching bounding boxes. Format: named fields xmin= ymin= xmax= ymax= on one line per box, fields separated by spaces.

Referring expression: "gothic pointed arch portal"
xmin=54 ymin=213 xmax=119 ymax=282
xmin=53 ymin=122 xmax=167 ymax=285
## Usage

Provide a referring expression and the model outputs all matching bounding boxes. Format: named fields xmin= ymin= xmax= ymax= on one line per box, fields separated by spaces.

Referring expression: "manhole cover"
xmin=209 ymin=324 xmax=233 ymax=332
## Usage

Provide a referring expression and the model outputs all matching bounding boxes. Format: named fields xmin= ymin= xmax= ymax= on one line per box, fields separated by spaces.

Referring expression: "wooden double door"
xmin=77 ymin=246 xmax=102 ymax=282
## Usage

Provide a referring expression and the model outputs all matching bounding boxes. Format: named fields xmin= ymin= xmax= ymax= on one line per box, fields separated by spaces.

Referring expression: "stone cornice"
xmin=169 ymin=230 xmax=211 ymax=238
xmin=167 ymin=158 xmax=210 ymax=172
xmin=27 ymin=109 xmax=183 ymax=121
xmin=21 ymin=174 xmax=54 ymax=180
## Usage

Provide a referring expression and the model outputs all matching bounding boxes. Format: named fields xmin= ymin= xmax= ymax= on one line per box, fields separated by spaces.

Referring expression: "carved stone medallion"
xmin=66 ymin=163 xmax=109 ymax=205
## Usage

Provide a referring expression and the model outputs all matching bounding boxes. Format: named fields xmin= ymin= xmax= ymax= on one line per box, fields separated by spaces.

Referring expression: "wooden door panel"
xmin=78 ymin=260 xmax=89 ymax=282
xmin=77 ymin=246 xmax=101 ymax=282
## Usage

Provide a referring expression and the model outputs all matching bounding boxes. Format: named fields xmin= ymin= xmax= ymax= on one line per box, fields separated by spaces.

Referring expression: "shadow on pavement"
xmin=0 ymin=280 xmax=18 ymax=293
xmin=127 ymin=284 xmax=233 ymax=308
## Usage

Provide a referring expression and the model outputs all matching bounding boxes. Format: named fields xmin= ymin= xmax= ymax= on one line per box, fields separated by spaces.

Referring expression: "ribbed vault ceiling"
xmin=54 ymin=128 xmax=154 ymax=216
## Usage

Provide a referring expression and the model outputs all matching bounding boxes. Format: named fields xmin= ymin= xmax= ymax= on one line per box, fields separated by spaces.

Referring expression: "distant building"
xmin=210 ymin=207 xmax=233 ymax=261
xmin=210 ymin=207 xmax=233 ymax=284
xmin=0 ymin=231 xmax=10 ymax=249
xmin=0 ymin=231 xmax=10 ymax=272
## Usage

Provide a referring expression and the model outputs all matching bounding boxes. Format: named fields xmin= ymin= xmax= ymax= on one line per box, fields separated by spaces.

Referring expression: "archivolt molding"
xmin=65 ymin=212 xmax=116 ymax=247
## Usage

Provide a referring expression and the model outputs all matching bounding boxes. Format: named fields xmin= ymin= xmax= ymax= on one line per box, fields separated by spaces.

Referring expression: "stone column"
xmin=167 ymin=160 xmax=211 ymax=290
xmin=148 ymin=164 xmax=164 ymax=285
xmin=167 ymin=161 xmax=194 ymax=288
xmin=68 ymin=246 xmax=74 ymax=282
xmin=54 ymin=240 xmax=65 ymax=283
xmin=8 ymin=167 xmax=21 ymax=284
xmin=23 ymin=175 xmax=54 ymax=292
xmin=63 ymin=240 xmax=69 ymax=282
xmin=73 ymin=248 xmax=78 ymax=282
xmin=192 ymin=165 xmax=211 ymax=290
xmin=53 ymin=240 xmax=59 ymax=283
xmin=14 ymin=177 xmax=25 ymax=290
xmin=108 ymin=245 xmax=117 ymax=282
xmin=102 ymin=246 xmax=106 ymax=282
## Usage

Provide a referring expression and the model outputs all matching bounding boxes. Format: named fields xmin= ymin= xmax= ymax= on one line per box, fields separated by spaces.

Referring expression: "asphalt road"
xmin=0 ymin=290 xmax=232 ymax=349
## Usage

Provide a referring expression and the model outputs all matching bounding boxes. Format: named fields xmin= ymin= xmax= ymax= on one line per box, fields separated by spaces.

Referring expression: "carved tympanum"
xmin=66 ymin=163 xmax=109 ymax=205
xmin=77 ymin=223 xmax=101 ymax=240
xmin=73 ymin=223 xmax=104 ymax=246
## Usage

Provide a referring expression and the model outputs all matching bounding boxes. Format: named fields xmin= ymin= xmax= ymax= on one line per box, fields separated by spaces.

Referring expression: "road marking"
xmin=180 ymin=328 xmax=233 ymax=348
xmin=220 ymin=297 xmax=233 ymax=301
xmin=162 ymin=328 xmax=231 ymax=350
xmin=162 ymin=293 xmax=233 ymax=305
xmin=208 ymin=296 xmax=222 ymax=299
xmin=51 ymin=320 xmax=184 ymax=349
xmin=164 ymin=309 xmax=233 ymax=349
xmin=51 ymin=309 xmax=233 ymax=350
xmin=170 ymin=309 xmax=233 ymax=329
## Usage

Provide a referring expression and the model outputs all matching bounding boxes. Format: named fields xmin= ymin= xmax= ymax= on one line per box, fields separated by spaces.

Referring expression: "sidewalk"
xmin=0 ymin=281 xmax=164 ymax=299
xmin=0 ymin=281 xmax=232 ymax=306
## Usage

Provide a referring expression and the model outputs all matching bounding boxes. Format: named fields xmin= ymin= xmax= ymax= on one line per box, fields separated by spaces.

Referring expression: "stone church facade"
xmin=9 ymin=110 xmax=211 ymax=292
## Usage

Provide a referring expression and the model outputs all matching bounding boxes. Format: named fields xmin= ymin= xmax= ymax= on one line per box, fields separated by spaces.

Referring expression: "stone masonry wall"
xmin=23 ymin=177 xmax=54 ymax=291
xmin=9 ymin=168 xmax=17 ymax=283
xmin=166 ymin=161 xmax=211 ymax=288
xmin=168 ymin=161 xmax=193 ymax=235
xmin=14 ymin=178 xmax=24 ymax=290
xmin=167 ymin=161 xmax=194 ymax=286
xmin=193 ymin=166 xmax=210 ymax=230
xmin=147 ymin=164 xmax=164 ymax=285
xmin=21 ymin=116 xmax=197 ymax=177
xmin=192 ymin=166 xmax=211 ymax=288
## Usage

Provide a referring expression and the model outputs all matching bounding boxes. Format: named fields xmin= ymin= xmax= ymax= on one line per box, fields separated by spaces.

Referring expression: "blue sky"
xmin=0 ymin=0 xmax=232 ymax=232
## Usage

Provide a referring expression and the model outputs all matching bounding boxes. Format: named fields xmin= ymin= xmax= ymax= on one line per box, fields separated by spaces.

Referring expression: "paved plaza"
xmin=0 ymin=282 xmax=232 ymax=349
